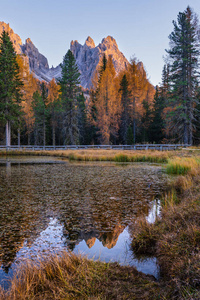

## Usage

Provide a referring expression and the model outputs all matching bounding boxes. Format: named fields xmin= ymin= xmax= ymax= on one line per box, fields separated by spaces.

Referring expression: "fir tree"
xmin=0 ymin=31 xmax=23 ymax=146
xmin=77 ymin=93 xmax=87 ymax=144
xmin=166 ymin=6 xmax=200 ymax=144
xmin=32 ymin=83 xmax=48 ymax=146
xmin=58 ymin=50 xmax=80 ymax=145
xmin=119 ymin=74 xmax=130 ymax=144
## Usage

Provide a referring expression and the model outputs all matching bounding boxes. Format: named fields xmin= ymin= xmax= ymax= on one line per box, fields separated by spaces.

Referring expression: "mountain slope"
xmin=0 ymin=22 xmax=128 ymax=88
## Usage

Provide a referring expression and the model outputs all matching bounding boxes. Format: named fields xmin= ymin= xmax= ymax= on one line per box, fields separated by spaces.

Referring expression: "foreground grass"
xmin=131 ymin=170 xmax=200 ymax=299
xmin=0 ymin=252 xmax=161 ymax=300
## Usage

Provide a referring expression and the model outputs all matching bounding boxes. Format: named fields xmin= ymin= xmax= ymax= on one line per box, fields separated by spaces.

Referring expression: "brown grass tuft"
xmin=1 ymin=252 xmax=161 ymax=300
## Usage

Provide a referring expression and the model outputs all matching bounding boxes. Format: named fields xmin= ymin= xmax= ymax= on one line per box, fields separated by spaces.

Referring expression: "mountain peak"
xmin=85 ymin=36 xmax=95 ymax=48
xmin=101 ymin=36 xmax=117 ymax=45
xmin=0 ymin=21 xmax=22 ymax=53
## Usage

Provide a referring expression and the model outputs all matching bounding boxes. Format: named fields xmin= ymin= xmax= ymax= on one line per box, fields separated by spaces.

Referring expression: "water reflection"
xmin=0 ymin=157 xmax=168 ymax=286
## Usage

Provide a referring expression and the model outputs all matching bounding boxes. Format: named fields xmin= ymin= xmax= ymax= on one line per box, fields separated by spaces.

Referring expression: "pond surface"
xmin=0 ymin=156 xmax=168 ymax=288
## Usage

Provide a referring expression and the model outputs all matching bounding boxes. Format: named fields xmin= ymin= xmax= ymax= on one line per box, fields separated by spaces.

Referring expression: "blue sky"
xmin=1 ymin=0 xmax=200 ymax=85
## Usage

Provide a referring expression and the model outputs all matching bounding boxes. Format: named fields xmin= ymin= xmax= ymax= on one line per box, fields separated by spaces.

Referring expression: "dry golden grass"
xmin=166 ymin=157 xmax=200 ymax=175
xmin=0 ymin=252 xmax=161 ymax=300
xmin=0 ymin=149 xmax=172 ymax=163
xmin=131 ymin=173 xmax=200 ymax=299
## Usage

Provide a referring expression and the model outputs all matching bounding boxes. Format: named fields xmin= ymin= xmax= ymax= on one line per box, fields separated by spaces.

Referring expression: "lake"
xmin=0 ymin=156 xmax=168 ymax=288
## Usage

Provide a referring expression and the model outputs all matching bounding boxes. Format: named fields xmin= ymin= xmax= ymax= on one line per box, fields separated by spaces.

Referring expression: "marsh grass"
xmin=166 ymin=157 xmax=200 ymax=175
xmin=0 ymin=149 xmax=170 ymax=164
xmin=0 ymin=252 xmax=161 ymax=300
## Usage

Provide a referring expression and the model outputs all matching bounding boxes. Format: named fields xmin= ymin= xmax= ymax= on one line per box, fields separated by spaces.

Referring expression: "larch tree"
xmin=118 ymin=74 xmax=131 ymax=144
xmin=126 ymin=59 xmax=154 ymax=143
xmin=47 ymin=78 xmax=60 ymax=146
xmin=166 ymin=6 xmax=200 ymax=144
xmin=16 ymin=54 xmax=39 ymax=145
xmin=58 ymin=50 xmax=80 ymax=145
xmin=0 ymin=31 xmax=23 ymax=146
xmin=95 ymin=56 xmax=121 ymax=144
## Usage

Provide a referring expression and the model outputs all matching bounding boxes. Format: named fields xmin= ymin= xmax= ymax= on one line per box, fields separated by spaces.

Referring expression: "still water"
xmin=0 ymin=156 xmax=168 ymax=287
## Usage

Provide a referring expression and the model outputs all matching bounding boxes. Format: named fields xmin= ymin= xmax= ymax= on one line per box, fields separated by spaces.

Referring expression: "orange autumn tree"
xmin=95 ymin=55 xmax=121 ymax=144
xmin=124 ymin=59 xmax=155 ymax=143
xmin=47 ymin=78 xmax=60 ymax=146
xmin=16 ymin=54 xmax=39 ymax=144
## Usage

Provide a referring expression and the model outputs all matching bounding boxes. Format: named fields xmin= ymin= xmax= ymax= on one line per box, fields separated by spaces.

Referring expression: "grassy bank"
xmin=131 ymin=167 xmax=200 ymax=299
xmin=0 ymin=252 xmax=161 ymax=300
xmin=0 ymin=148 xmax=173 ymax=163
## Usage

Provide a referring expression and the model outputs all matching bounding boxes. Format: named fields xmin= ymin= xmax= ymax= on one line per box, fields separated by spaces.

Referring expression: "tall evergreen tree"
xmin=119 ymin=74 xmax=130 ymax=144
xmin=150 ymin=86 xmax=165 ymax=143
xmin=0 ymin=31 xmax=23 ymax=146
xmin=32 ymin=83 xmax=48 ymax=146
xmin=59 ymin=50 xmax=80 ymax=145
xmin=77 ymin=92 xmax=87 ymax=144
xmin=166 ymin=6 xmax=200 ymax=144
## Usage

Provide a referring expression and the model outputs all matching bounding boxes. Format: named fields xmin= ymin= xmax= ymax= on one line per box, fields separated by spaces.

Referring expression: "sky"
xmin=1 ymin=0 xmax=200 ymax=86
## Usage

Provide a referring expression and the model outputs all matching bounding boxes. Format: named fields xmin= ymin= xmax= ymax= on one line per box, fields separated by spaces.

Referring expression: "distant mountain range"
xmin=0 ymin=22 xmax=129 ymax=88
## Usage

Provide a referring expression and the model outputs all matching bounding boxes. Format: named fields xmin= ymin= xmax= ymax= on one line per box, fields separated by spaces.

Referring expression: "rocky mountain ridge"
xmin=0 ymin=22 xmax=128 ymax=88
xmin=70 ymin=36 xmax=128 ymax=88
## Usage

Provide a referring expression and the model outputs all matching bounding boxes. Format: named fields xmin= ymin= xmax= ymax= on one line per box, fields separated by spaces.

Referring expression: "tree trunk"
xmin=43 ymin=119 xmax=46 ymax=147
xmin=6 ymin=120 xmax=11 ymax=147
xmin=28 ymin=132 xmax=31 ymax=145
xmin=18 ymin=127 xmax=20 ymax=147
xmin=52 ymin=124 xmax=55 ymax=146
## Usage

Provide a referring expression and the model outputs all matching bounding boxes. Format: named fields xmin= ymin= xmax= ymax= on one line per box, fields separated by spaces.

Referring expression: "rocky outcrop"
xmin=0 ymin=22 xmax=22 ymax=54
xmin=21 ymin=38 xmax=50 ymax=81
xmin=70 ymin=36 xmax=129 ymax=89
xmin=0 ymin=22 xmax=128 ymax=88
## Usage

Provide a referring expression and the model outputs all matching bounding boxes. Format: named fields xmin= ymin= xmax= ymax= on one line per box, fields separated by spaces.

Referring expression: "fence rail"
xmin=0 ymin=144 xmax=191 ymax=151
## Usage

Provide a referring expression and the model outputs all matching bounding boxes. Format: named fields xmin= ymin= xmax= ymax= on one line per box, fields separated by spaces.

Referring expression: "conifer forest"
xmin=0 ymin=6 xmax=200 ymax=146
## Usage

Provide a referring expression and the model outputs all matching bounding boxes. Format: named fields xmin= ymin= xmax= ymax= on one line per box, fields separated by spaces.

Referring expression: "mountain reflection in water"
xmin=0 ymin=158 xmax=168 ymax=286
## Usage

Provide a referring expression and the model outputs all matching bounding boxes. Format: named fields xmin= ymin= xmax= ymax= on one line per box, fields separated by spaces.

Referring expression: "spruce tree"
xmin=0 ymin=31 xmax=23 ymax=146
xmin=32 ymin=83 xmax=49 ymax=146
xmin=166 ymin=6 xmax=200 ymax=144
xmin=77 ymin=92 xmax=87 ymax=144
xmin=119 ymin=74 xmax=130 ymax=144
xmin=150 ymin=86 xmax=165 ymax=143
xmin=58 ymin=50 xmax=80 ymax=145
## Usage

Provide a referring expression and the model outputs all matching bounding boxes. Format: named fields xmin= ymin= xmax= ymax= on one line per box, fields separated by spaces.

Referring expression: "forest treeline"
xmin=0 ymin=6 xmax=200 ymax=146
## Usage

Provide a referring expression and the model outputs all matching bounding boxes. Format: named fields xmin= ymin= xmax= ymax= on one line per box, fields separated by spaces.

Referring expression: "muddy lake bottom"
xmin=0 ymin=156 xmax=169 ymax=288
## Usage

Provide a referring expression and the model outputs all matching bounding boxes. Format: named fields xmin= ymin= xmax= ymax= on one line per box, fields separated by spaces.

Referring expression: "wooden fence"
xmin=0 ymin=144 xmax=191 ymax=151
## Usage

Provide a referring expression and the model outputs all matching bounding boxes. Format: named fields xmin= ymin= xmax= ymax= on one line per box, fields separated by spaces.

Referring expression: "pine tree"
xmin=58 ymin=50 xmax=80 ymax=145
xmin=166 ymin=6 xmax=200 ymax=144
xmin=119 ymin=74 xmax=130 ymax=144
xmin=32 ymin=83 xmax=48 ymax=146
xmin=150 ymin=86 xmax=165 ymax=143
xmin=77 ymin=92 xmax=87 ymax=144
xmin=0 ymin=31 xmax=23 ymax=146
